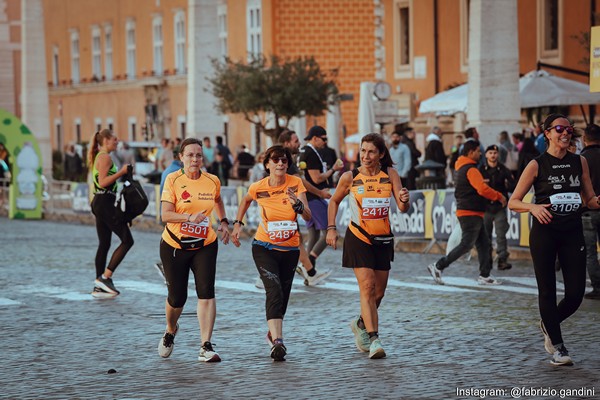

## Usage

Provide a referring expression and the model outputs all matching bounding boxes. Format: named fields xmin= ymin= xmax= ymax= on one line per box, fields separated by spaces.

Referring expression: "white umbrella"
xmin=519 ymin=69 xmax=600 ymax=107
xmin=344 ymin=133 xmax=365 ymax=144
xmin=418 ymin=69 xmax=600 ymax=115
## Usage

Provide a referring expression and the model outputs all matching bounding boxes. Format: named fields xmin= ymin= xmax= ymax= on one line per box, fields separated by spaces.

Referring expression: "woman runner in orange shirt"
xmin=231 ymin=145 xmax=311 ymax=361
xmin=326 ymin=133 xmax=410 ymax=359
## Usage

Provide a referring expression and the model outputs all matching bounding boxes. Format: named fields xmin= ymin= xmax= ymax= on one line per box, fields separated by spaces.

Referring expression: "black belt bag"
xmin=166 ymin=227 xmax=205 ymax=250
xmin=351 ymin=221 xmax=394 ymax=246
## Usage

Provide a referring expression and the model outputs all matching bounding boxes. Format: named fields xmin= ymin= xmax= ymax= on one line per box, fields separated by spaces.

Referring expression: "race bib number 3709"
xmin=361 ymin=197 xmax=390 ymax=220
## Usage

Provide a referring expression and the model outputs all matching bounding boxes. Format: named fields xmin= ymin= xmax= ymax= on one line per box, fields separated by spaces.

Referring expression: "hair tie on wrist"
xmin=233 ymin=219 xmax=245 ymax=226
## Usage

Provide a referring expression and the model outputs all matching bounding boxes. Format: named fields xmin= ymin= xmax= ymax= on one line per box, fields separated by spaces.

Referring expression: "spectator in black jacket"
xmin=401 ymin=126 xmax=421 ymax=190
xmin=479 ymin=145 xmax=516 ymax=270
xmin=425 ymin=126 xmax=447 ymax=166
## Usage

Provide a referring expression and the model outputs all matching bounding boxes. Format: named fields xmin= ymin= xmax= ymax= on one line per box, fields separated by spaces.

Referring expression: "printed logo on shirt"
xmin=357 ymin=186 xmax=365 ymax=194
xmin=366 ymin=178 xmax=378 ymax=183
xmin=553 ymin=184 xmax=563 ymax=189
xmin=569 ymin=175 xmax=580 ymax=187
xmin=379 ymin=177 xmax=390 ymax=184
xmin=367 ymin=185 xmax=375 ymax=192
xmin=256 ymin=191 xmax=271 ymax=198
xmin=353 ymin=179 xmax=364 ymax=187
xmin=547 ymin=175 xmax=565 ymax=184
xmin=552 ymin=164 xmax=571 ymax=169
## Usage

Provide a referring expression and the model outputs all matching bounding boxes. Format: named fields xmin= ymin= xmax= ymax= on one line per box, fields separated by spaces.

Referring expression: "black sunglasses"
xmin=547 ymin=125 xmax=574 ymax=135
xmin=270 ymin=157 xmax=288 ymax=164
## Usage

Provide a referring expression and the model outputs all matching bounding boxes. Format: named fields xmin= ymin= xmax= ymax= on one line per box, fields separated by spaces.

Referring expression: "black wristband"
xmin=220 ymin=218 xmax=229 ymax=225
xmin=327 ymin=225 xmax=337 ymax=231
xmin=233 ymin=219 xmax=245 ymax=226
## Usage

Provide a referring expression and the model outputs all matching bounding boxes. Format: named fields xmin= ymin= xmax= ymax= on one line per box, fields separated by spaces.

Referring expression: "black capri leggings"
xmin=529 ymin=219 xmax=586 ymax=346
xmin=252 ymin=245 xmax=299 ymax=320
xmin=160 ymin=239 xmax=218 ymax=308
xmin=91 ymin=193 xmax=134 ymax=278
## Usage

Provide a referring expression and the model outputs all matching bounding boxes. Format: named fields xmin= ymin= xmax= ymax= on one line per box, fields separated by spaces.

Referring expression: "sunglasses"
xmin=270 ymin=157 xmax=288 ymax=164
xmin=547 ymin=125 xmax=574 ymax=135
xmin=319 ymin=136 xmax=328 ymax=142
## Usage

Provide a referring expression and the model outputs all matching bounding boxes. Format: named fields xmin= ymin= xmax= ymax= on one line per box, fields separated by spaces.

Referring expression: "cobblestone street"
xmin=2 ymin=217 xmax=599 ymax=399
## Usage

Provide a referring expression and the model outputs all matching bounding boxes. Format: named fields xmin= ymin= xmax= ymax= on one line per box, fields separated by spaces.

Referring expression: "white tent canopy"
xmin=418 ymin=69 xmax=600 ymax=115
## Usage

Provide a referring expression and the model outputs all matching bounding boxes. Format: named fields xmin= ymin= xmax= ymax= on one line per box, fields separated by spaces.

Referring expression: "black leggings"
xmin=529 ymin=220 xmax=586 ymax=346
xmin=160 ymin=239 xmax=218 ymax=308
xmin=91 ymin=193 xmax=134 ymax=278
xmin=252 ymin=245 xmax=299 ymax=320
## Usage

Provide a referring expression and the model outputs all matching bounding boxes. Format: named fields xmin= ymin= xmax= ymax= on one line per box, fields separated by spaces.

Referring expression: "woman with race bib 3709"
xmin=509 ymin=114 xmax=600 ymax=366
xmin=326 ymin=133 xmax=410 ymax=359
xmin=157 ymin=138 xmax=231 ymax=363
xmin=231 ymin=145 xmax=311 ymax=362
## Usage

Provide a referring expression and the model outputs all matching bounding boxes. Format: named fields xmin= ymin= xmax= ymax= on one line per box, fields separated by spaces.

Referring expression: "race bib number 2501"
xmin=180 ymin=218 xmax=210 ymax=239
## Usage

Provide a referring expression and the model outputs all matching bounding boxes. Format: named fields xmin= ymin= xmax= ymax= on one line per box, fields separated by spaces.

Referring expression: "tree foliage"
xmin=208 ymin=54 xmax=338 ymax=141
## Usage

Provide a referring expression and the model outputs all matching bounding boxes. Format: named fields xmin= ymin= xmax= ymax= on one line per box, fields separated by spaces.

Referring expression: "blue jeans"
xmin=582 ymin=211 xmax=600 ymax=290
xmin=484 ymin=208 xmax=510 ymax=261
xmin=437 ymin=215 xmax=492 ymax=277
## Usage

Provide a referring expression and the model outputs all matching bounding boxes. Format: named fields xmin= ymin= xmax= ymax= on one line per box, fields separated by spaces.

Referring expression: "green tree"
xmin=208 ymin=54 xmax=338 ymax=142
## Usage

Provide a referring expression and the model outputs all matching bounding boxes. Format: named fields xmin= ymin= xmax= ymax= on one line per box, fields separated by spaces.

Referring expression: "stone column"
xmin=467 ymin=0 xmax=521 ymax=147
xmin=21 ymin=0 xmax=51 ymax=175
xmin=187 ymin=0 xmax=222 ymax=139
xmin=0 ymin=0 xmax=15 ymax=114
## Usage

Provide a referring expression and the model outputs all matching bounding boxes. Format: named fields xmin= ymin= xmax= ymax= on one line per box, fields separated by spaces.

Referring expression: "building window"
xmin=393 ymin=0 xmax=412 ymax=78
xmin=104 ymin=25 xmax=113 ymax=81
xmin=75 ymin=118 xmax=82 ymax=143
xmin=218 ymin=5 xmax=228 ymax=60
xmin=55 ymin=119 xmax=62 ymax=151
xmin=52 ymin=46 xmax=59 ymax=86
xmin=538 ymin=0 xmax=562 ymax=61
xmin=94 ymin=117 xmax=102 ymax=132
xmin=106 ymin=117 xmax=114 ymax=132
xmin=174 ymin=10 xmax=186 ymax=74
xmin=178 ymin=115 xmax=186 ymax=139
xmin=153 ymin=15 xmax=164 ymax=76
xmin=460 ymin=0 xmax=470 ymax=73
xmin=91 ymin=26 xmax=102 ymax=79
xmin=128 ymin=117 xmax=137 ymax=141
xmin=126 ymin=19 xmax=136 ymax=79
xmin=247 ymin=0 xmax=262 ymax=60
xmin=70 ymin=30 xmax=80 ymax=84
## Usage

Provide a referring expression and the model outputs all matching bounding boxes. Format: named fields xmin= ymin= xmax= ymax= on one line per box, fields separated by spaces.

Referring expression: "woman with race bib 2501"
xmin=157 ymin=138 xmax=231 ymax=363
xmin=509 ymin=114 xmax=600 ymax=366
xmin=231 ymin=145 xmax=311 ymax=362
xmin=326 ymin=133 xmax=410 ymax=359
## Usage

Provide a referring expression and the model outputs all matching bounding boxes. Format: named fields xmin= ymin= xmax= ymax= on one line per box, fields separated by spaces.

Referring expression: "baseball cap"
xmin=485 ymin=144 xmax=499 ymax=153
xmin=304 ymin=125 xmax=327 ymax=141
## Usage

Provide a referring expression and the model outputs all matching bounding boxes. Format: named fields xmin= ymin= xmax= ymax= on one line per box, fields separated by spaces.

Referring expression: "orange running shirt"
xmin=248 ymin=174 xmax=306 ymax=248
xmin=348 ymin=169 xmax=393 ymax=244
xmin=161 ymin=170 xmax=221 ymax=249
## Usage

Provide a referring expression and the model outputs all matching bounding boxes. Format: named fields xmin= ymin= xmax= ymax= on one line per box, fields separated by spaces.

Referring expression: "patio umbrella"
xmin=418 ymin=69 xmax=600 ymax=115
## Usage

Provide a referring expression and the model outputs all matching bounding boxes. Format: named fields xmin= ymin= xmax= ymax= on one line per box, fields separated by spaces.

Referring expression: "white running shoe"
xmin=254 ymin=277 xmax=264 ymax=289
xmin=477 ymin=275 xmax=501 ymax=285
xmin=91 ymin=286 xmax=117 ymax=299
xmin=369 ymin=338 xmax=386 ymax=359
xmin=427 ymin=263 xmax=444 ymax=285
xmin=305 ymin=269 xmax=332 ymax=286
xmin=539 ymin=320 xmax=554 ymax=354
xmin=198 ymin=341 xmax=221 ymax=362
xmin=550 ymin=344 xmax=573 ymax=366
xmin=350 ymin=318 xmax=370 ymax=352
xmin=158 ymin=323 xmax=178 ymax=358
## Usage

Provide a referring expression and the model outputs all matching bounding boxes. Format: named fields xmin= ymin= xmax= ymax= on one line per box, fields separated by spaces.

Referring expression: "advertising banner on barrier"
xmin=71 ymin=183 xmax=534 ymax=247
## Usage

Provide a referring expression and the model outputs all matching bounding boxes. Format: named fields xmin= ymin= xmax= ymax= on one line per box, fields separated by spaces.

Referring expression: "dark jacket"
xmin=454 ymin=156 xmax=503 ymax=216
xmin=479 ymin=161 xmax=515 ymax=213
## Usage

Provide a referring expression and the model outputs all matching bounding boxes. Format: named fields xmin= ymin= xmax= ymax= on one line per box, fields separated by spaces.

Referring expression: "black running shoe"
xmin=95 ymin=277 xmax=120 ymax=295
xmin=270 ymin=342 xmax=287 ymax=362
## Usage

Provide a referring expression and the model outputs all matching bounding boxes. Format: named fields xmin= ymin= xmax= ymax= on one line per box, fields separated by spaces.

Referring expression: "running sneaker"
xmin=350 ymin=318 xmax=370 ymax=352
xmin=295 ymin=265 xmax=310 ymax=280
xmin=270 ymin=340 xmax=287 ymax=362
xmin=198 ymin=341 xmax=221 ymax=362
xmin=550 ymin=344 xmax=573 ymax=366
xmin=254 ymin=277 xmax=264 ymax=289
xmin=427 ymin=263 xmax=444 ymax=285
xmin=477 ymin=275 xmax=501 ymax=285
xmin=94 ymin=276 xmax=120 ymax=295
xmin=158 ymin=323 xmax=179 ymax=358
xmin=266 ymin=331 xmax=274 ymax=348
xmin=539 ymin=320 xmax=554 ymax=354
xmin=91 ymin=286 xmax=117 ymax=299
xmin=306 ymin=269 xmax=332 ymax=286
xmin=369 ymin=338 xmax=386 ymax=359
xmin=154 ymin=262 xmax=167 ymax=285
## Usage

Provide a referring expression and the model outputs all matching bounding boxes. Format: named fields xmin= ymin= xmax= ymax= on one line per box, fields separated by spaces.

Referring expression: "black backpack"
xmin=115 ymin=165 xmax=149 ymax=225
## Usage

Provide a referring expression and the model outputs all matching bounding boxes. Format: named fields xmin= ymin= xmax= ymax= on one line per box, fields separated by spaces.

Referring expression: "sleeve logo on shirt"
xmin=181 ymin=190 xmax=191 ymax=200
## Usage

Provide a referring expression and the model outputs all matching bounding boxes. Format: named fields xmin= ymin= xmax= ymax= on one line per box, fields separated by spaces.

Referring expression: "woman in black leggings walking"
xmin=88 ymin=129 xmax=133 ymax=298
xmin=509 ymin=114 xmax=600 ymax=365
